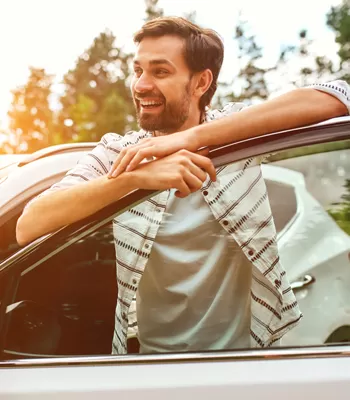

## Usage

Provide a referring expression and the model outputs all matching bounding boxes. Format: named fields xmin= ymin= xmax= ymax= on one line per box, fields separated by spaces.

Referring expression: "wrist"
xmin=182 ymin=127 xmax=202 ymax=151
xmin=104 ymin=171 xmax=139 ymax=197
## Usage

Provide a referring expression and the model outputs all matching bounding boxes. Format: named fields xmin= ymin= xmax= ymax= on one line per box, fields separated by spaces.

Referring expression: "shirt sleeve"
xmin=307 ymin=80 xmax=350 ymax=115
xmin=25 ymin=132 xmax=121 ymax=207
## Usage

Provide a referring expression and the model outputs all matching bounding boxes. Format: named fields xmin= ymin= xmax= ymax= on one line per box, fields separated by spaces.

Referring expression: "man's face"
xmin=131 ymin=35 xmax=195 ymax=133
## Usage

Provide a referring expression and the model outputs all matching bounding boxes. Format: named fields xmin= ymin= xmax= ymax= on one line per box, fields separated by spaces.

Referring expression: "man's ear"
xmin=193 ymin=69 xmax=213 ymax=98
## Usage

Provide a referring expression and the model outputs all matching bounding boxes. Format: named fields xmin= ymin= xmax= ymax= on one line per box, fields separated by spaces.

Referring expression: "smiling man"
xmin=17 ymin=17 xmax=350 ymax=355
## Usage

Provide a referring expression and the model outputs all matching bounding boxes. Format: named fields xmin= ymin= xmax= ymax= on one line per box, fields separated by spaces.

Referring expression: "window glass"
xmin=3 ymin=223 xmax=116 ymax=358
xmin=2 ymin=139 xmax=350 ymax=359
xmin=266 ymin=139 xmax=350 ymax=345
xmin=264 ymin=179 xmax=297 ymax=234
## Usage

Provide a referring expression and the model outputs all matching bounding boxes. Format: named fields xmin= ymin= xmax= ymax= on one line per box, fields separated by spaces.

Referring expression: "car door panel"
xmin=1 ymin=354 xmax=350 ymax=399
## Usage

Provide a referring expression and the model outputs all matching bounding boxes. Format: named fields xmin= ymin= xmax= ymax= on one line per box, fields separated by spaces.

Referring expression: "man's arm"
xmin=108 ymin=80 xmax=350 ymax=176
xmin=16 ymin=173 xmax=138 ymax=246
xmin=16 ymin=149 xmax=215 ymax=246
xmin=191 ymin=84 xmax=349 ymax=149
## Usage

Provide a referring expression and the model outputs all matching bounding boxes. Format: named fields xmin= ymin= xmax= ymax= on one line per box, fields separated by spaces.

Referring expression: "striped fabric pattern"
xmin=41 ymin=80 xmax=350 ymax=354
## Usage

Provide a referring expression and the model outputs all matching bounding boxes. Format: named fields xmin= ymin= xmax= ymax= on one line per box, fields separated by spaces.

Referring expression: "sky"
xmin=0 ymin=0 xmax=343 ymax=130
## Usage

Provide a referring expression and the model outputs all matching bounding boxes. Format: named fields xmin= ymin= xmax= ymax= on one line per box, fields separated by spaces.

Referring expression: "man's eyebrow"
xmin=133 ymin=59 xmax=175 ymax=68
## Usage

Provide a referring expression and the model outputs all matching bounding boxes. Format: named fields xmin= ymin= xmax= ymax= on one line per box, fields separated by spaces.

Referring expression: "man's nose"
xmin=134 ymin=73 xmax=154 ymax=93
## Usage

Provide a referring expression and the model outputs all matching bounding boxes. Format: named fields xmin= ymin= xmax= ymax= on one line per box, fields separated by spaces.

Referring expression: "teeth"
xmin=140 ymin=101 xmax=163 ymax=106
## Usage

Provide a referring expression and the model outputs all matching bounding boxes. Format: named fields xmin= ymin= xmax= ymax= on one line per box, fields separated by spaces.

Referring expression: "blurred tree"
xmin=219 ymin=20 xmax=271 ymax=106
xmin=329 ymin=178 xmax=350 ymax=235
xmin=275 ymin=29 xmax=335 ymax=89
xmin=144 ymin=0 xmax=164 ymax=21
xmin=0 ymin=130 xmax=13 ymax=154
xmin=7 ymin=67 xmax=54 ymax=153
xmin=327 ymin=0 xmax=350 ymax=82
xmin=58 ymin=31 xmax=136 ymax=143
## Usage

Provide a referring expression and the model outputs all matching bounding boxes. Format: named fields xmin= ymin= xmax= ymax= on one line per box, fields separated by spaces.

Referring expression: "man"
xmin=17 ymin=17 xmax=350 ymax=354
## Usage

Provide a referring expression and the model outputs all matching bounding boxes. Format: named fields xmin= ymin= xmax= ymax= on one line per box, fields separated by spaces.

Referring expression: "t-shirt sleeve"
xmin=307 ymin=80 xmax=350 ymax=115
xmin=25 ymin=132 xmax=121 ymax=207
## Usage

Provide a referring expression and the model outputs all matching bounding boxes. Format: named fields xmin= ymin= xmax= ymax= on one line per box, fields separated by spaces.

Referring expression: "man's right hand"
xmin=130 ymin=149 xmax=216 ymax=198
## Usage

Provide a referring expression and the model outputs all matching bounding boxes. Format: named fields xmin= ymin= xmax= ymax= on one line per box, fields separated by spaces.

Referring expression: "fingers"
xmin=173 ymin=171 xmax=202 ymax=198
xmin=173 ymin=176 xmax=191 ymax=198
xmin=188 ymin=162 xmax=208 ymax=183
xmin=187 ymin=151 xmax=216 ymax=182
xmin=108 ymin=140 xmax=161 ymax=178
xmin=107 ymin=148 xmax=126 ymax=179
xmin=108 ymin=146 xmax=140 ymax=178
xmin=125 ymin=147 xmax=155 ymax=173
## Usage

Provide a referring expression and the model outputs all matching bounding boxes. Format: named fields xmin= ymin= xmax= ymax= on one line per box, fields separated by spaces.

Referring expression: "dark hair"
xmin=134 ymin=16 xmax=224 ymax=112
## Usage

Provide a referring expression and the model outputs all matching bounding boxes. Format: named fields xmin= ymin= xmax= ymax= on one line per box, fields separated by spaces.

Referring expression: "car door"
xmin=0 ymin=118 xmax=350 ymax=399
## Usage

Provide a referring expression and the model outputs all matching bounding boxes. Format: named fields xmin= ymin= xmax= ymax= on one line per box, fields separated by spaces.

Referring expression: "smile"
xmin=139 ymin=100 xmax=164 ymax=111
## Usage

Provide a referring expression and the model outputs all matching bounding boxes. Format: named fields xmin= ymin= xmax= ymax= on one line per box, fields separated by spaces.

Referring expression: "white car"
xmin=0 ymin=117 xmax=350 ymax=398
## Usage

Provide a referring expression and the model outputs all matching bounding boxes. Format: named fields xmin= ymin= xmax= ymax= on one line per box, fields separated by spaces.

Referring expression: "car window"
xmin=1 ymin=138 xmax=350 ymax=359
xmin=264 ymin=179 xmax=297 ymax=234
xmin=266 ymin=139 xmax=350 ymax=346
xmin=3 ymin=223 xmax=117 ymax=358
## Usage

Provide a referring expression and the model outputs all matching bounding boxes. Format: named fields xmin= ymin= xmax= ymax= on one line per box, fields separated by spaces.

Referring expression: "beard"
xmin=134 ymin=81 xmax=192 ymax=134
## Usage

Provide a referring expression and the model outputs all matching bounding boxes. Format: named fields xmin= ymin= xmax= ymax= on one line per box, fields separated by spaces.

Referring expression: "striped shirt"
xmin=39 ymin=80 xmax=350 ymax=354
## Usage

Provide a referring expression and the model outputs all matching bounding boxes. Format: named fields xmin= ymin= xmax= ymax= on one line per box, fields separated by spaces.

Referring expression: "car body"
xmin=1 ymin=135 xmax=349 ymax=346
xmin=0 ymin=154 xmax=27 ymax=179
xmin=0 ymin=117 xmax=350 ymax=398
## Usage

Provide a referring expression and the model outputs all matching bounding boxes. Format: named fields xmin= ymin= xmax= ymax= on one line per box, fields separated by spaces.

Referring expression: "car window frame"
xmin=0 ymin=116 xmax=350 ymax=368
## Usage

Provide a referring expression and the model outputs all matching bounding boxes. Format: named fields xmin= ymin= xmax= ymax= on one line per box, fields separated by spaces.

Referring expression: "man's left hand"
xmin=108 ymin=129 xmax=200 ymax=178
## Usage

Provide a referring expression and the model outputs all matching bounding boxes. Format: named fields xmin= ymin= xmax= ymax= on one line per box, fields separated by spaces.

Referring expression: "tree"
xmin=7 ymin=67 xmax=54 ymax=153
xmin=144 ymin=0 xmax=164 ymax=21
xmin=327 ymin=0 xmax=350 ymax=82
xmin=329 ymin=179 xmax=350 ymax=235
xmin=219 ymin=20 xmax=271 ymax=106
xmin=58 ymin=31 xmax=136 ymax=143
xmin=274 ymin=29 xmax=335 ymax=89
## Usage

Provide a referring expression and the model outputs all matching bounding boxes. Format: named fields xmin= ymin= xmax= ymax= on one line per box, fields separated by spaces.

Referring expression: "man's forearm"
xmin=192 ymin=88 xmax=349 ymax=149
xmin=16 ymin=173 xmax=138 ymax=246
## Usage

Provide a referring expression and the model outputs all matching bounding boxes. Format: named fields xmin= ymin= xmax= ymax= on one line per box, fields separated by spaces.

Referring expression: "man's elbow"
xmin=16 ymin=212 xmax=34 ymax=247
xmin=332 ymin=96 xmax=349 ymax=117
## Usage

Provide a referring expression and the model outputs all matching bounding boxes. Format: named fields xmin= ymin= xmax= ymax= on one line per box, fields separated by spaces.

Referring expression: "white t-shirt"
xmin=136 ymin=189 xmax=252 ymax=353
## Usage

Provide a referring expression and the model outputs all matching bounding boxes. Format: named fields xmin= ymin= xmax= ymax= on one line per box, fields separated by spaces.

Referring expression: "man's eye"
xmin=155 ymin=69 xmax=169 ymax=76
xmin=134 ymin=69 xmax=142 ymax=77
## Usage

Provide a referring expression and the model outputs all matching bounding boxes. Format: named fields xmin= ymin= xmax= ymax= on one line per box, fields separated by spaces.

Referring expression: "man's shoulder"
xmin=205 ymin=102 xmax=247 ymax=122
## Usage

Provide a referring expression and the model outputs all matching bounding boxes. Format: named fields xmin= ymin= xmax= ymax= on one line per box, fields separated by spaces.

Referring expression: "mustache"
xmin=135 ymin=93 xmax=165 ymax=101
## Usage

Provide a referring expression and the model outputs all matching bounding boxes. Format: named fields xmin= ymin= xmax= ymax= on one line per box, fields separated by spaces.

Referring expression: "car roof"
xmin=0 ymin=154 xmax=28 ymax=168
xmin=0 ymin=143 xmax=98 ymax=179
xmin=0 ymin=150 xmax=94 ymax=215
xmin=17 ymin=142 xmax=98 ymax=166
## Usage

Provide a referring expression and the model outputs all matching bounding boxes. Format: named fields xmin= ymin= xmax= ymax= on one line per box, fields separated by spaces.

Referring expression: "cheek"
xmin=158 ymin=80 xmax=185 ymax=102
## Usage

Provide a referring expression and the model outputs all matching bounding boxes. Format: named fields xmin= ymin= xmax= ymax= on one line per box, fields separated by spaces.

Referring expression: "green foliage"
xmin=328 ymin=179 xmax=350 ymax=235
xmin=326 ymin=0 xmax=350 ymax=82
xmin=276 ymin=29 xmax=335 ymax=88
xmin=57 ymin=31 xmax=136 ymax=143
xmin=144 ymin=0 xmax=164 ymax=21
xmin=6 ymin=67 xmax=54 ymax=153
xmin=3 ymin=0 xmax=349 ymax=154
xmin=219 ymin=19 xmax=271 ymax=106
